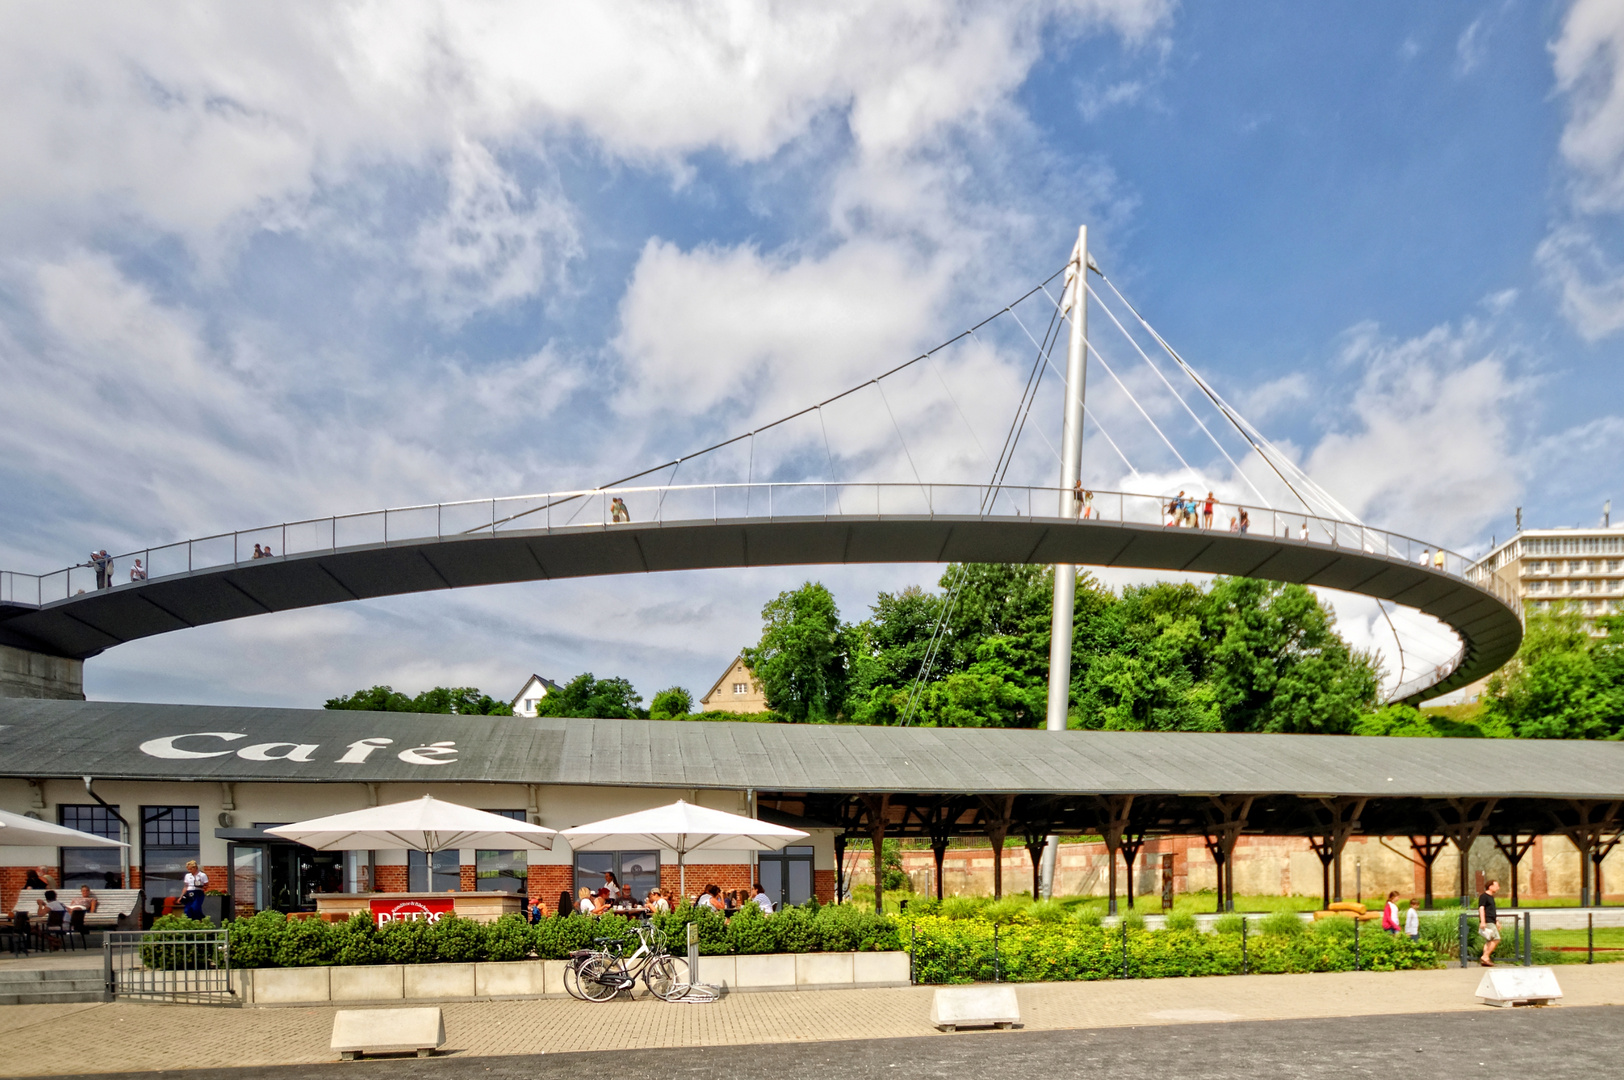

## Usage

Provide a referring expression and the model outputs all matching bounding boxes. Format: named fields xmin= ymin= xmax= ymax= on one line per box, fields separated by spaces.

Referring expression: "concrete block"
xmin=692 ymin=954 xmax=735 ymax=989
xmin=930 ymin=985 xmax=1020 ymax=1031
xmin=331 ymin=1007 xmax=445 ymax=1060
xmin=252 ymin=967 xmax=330 ymax=1005
xmin=735 ymin=952 xmax=796 ymax=989
xmin=476 ymin=961 xmax=545 ymax=998
xmin=330 ymin=965 xmax=404 ymax=1002
xmin=1475 ymin=966 xmax=1562 ymax=1007
xmin=404 ymin=963 xmax=476 ymax=1000
xmin=795 ymin=951 xmax=852 ymax=987
xmin=854 ymin=951 xmax=911 ymax=986
xmin=542 ymin=960 xmax=568 ymax=996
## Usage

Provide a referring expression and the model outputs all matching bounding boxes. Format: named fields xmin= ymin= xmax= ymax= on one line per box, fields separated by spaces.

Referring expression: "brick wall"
xmin=0 ymin=866 xmax=33 ymax=917
xmin=459 ymin=865 xmax=476 ymax=893
xmin=813 ymin=869 xmax=835 ymax=904
xmin=528 ymin=865 xmax=574 ymax=913
xmin=661 ymin=862 xmax=753 ymax=903
xmin=374 ymin=864 xmax=408 ymax=892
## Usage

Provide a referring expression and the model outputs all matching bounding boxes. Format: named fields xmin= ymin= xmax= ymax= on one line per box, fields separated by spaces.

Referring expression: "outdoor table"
xmin=314 ymin=892 xmax=525 ymax=924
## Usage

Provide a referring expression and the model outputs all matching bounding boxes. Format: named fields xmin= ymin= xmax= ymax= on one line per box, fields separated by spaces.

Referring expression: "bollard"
xmin=993 ymin=925 xmax=1000 ymax=983
xmin=1511 ymin=911 xmax=1520 ymax=961
xmin=1458 ymin=911 xmax=1469 ymax=969
xmin=1589 ymin=913 xmax=1594 ymax=965
xmin=1524 ymin=911 xmax=1532 ymax=967
xmin=1121 ymin=920 xmax=1129 ymax=979
xmin=1240 ymin=916 xmax=1248 ymax=975
xmin=1353 ymin=915 xmax=1360 ymax=972
xmin=910 ymin=924 xmax=916 ymax=985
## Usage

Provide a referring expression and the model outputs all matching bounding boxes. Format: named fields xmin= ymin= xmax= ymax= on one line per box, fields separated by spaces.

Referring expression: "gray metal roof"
xmin=1 ymin=699 xmax=1619 ymax=801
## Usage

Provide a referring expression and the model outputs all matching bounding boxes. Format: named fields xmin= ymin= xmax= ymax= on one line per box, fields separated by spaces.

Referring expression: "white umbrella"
xmin=561 ymin=799 xmax=808 ymax=897
xmin=265 ymin=795 xmax=556 ymax=857
xmin=0 ymin=807 xmax=127 ymax=848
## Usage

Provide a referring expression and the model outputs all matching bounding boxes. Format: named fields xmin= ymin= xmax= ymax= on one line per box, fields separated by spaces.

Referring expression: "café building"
xmin=0 ymin=700 xmax=835 ymax=922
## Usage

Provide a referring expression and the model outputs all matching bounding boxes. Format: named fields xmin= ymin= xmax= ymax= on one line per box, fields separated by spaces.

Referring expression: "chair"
xmin=3 ymin=913 xmax=29 ymax=956
xmin=67 ymin=908 xmax=89 ymax=950
xmin=38 ymin=908 xmax=66 ymax=951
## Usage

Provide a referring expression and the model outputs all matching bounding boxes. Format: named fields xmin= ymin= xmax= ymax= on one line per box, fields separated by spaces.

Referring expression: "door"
xmin=226 ymin=843 xmax=268 ymax=917
xmin=757 ymin=846 xmax=814 ymax=911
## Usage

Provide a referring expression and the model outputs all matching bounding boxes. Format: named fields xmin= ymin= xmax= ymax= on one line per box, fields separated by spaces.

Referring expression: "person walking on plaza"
xmin=181 ymin=860 xmax=208 ymax=919
xmin=1381 ymin=890 xmax=1400 ymax=935
xmin=1477 ymin=879 xmax=1502 ymax=966
xmin=1404 ymin=897 xmax=1420 ymax=941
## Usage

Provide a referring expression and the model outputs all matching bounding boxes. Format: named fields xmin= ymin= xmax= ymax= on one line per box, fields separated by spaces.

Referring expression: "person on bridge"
xmin=1419 ymin=548 xmax=1431 ymax=567
xmin=1238 ymin=509 xmax=1250 ymax=534
xmin=1433 ymin=548 xmax=1446 ymax=572
xmin=1203 ymin=492 xmax=1216 ymax=529
xmin=610 ymin=497 xmax=630 ymax=523
xmin=1166 ymin=492 xmax=1184 ymax=527
xmin=88 ymin=550 xmax=112 ymax=589
xmin=129 ymin=559 xmax=146 ymax=581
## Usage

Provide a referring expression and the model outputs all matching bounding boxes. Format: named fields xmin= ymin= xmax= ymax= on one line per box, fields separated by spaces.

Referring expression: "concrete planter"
xmin=234 ymin=950 xmax=909 ymax=1006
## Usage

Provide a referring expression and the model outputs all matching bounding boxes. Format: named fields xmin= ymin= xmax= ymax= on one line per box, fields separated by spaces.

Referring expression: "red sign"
xmin=371 ymin=897 xmax=455 ymax=926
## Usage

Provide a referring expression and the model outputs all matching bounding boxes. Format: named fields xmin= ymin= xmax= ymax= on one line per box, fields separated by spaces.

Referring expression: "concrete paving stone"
xmin=5 ymin=963 xmax=1624 ymax=1076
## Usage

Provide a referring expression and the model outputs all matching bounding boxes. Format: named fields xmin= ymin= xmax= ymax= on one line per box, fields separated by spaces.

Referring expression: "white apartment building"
xmin=1469 ymin=525 xmax=1624 ymax=624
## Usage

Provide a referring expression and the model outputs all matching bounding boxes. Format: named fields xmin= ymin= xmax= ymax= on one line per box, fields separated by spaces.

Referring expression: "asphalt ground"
xmin=42 ymin=1005 xmax=1624 ymax=1080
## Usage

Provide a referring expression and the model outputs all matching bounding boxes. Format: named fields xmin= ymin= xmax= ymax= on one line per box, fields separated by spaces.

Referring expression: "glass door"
xmin=227 ymin=843 xmax=268 ymax=917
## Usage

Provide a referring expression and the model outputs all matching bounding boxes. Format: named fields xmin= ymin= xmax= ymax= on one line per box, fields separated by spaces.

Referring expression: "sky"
xmin=2 ymin=0 xmax=1623 ymax=709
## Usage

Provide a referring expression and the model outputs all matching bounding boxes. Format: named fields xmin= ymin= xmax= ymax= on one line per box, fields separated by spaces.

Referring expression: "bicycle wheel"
xmin=562 ymin=961 xmax=587 ymax=1001
xmin=576 ymin=956 xmax=624 ymax=1002
xmin=643 ymin=954 xmax=689 ymax=1001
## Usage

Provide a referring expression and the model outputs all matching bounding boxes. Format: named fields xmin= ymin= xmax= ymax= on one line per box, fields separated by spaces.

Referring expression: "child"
xmin=1404 ymin=897 xmax=1420 ymax=941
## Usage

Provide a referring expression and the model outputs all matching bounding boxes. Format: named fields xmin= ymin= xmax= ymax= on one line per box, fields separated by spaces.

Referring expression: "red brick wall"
xmin=528 ymin=866 xmax=573 ymax=912
xmin=203 ymin=865 xmax=227 ymax=896
xmin=374 ymin=865 xmax=408 ymax=892
xmin=662 ymin=862 xmax=753 ymax=903
xmin=814 ymin=869 xmax=835 ymax=904
xmin=0 ymin=866 xmax=31 ymax=917
xmin=459 ymin=865 xmax=476 ymax=892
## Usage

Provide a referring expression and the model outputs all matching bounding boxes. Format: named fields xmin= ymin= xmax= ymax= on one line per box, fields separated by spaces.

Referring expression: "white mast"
xmin=1038 ymin=225 xmax=1088 ymax=899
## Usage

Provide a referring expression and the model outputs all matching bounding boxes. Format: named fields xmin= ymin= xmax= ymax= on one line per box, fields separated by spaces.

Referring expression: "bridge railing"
xmin=0 ymin=483 xmax=1519 ymax=619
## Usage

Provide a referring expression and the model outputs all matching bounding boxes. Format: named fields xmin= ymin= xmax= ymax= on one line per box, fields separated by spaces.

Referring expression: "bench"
xmin=12 ymin=889 xmax=144 ymax=930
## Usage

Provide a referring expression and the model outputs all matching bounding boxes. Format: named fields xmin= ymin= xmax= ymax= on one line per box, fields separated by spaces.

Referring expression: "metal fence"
xmin=104 ymin=929 xmax=234 ymax=1005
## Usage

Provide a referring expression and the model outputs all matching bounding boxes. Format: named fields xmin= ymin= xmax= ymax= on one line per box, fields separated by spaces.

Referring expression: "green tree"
xmin=325 ymin=685 xmax=513 ymax=715
xmin=1482 ymin=609 xmax=1623 ymax=739
xmin=742 ymin=582 xmax=847 ymax=722
xmin=531 ymin=673 xmax=644 ymax=719
xmin=649 ymin=686 xmax=693 ymax=719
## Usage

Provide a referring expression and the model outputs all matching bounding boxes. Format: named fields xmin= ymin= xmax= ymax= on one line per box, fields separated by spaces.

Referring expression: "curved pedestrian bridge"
xmin=0 ymin=483 xmax=1520 ymax=700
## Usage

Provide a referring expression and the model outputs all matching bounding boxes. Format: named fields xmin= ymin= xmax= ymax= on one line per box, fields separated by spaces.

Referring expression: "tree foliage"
xmin=324 ymin=684 xmax=513 ymax=715
xmin=530 ymin=672 xmax=643 ymax=719
xmin=742 ymin=582 xmax=848 ymax=722
xmin=1482 ymin=609 xmax=1624 ymax=739
xmin=648 ymin=686 xmax=693 ymax=719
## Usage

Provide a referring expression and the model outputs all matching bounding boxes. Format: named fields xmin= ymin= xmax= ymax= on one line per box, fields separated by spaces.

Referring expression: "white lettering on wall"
xmin=336 ymin=738 xmax=394 ymax=764
xmin=398 ymin=741 xmax=457 ymax=765
xmin=138 ymin=732 xmax=246 ymax=759
xmin=236 ymin=742 xmax=320 ymax=762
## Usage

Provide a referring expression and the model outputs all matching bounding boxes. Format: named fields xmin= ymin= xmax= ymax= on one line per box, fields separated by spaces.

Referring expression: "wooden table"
xmin=314 ymin=892 xmax=525 ymax=924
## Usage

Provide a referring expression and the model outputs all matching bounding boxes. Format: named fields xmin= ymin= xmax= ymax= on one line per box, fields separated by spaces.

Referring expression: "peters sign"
xmin=371 ymin=897 xmax=455 ymax=925
xmin=137 ymin=732 xmax=459 ymax=766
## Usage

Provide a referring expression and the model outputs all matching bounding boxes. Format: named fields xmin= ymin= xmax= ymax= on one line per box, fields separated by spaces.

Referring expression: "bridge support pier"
xmin=0 ymin=643 xmax=84 ymax=700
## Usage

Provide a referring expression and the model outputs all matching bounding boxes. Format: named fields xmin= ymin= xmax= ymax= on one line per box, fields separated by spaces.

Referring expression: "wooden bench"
xmin=12 ymin=889 xmax=144 ymax=930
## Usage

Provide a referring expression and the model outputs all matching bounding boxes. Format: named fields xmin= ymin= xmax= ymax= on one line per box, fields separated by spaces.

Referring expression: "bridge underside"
xmin=0 ymin=514 xmax=1520 ymax=700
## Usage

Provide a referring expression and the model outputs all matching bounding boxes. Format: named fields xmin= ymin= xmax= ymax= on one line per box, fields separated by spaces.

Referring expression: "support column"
xmin=978 ymin=796 xmax=1015 ymax=901
xmin=1120 ymin=833 xmax=1147 ymax=911
xmin=834 ymin=834 xmax=847 ymax=904
xmin=1201 ymin=797 xmax=1252 ymax=914
xmin=1039 ymin=225 xmax=1090 ymax=900
xmin=1094 ymin=795 xmax=1133 ymax=916
xmin=1491 ymin=835 xmax=1537 ymax=910
xmin=1410 ymin=836 xmax=1447 ymax=909
xmin=860 ymin=795 xmax=890 ymax=915
xmin=1432 ymin=798 xmax=1498 ymax=904
xmin=0 ymin=644 xmax=84 ymax=700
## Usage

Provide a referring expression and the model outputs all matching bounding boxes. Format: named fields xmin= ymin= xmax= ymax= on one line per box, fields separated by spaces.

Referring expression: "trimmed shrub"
xmin=432 ymin=914 xmax=489 ymax=962
xmin=274 ymin=916 xmax=337 ymax=967
xmin=769 ymin=905 xmax=819 ymax=954
xmin=484 ymin=914 xmax=533 ymax=962
xmin=330 ymin=914 xmax=385 ymax=966
xmin=226 ymin=910 xmax=287 ymax=969
xmin=726 ymin=902 xmax=776 ymax=954
xmin=1212 ymin=914 xmax=1244 ymax=935
xmin=377 ymin=917 xmax=436 ymax=964
xmin=1166 ymin=912 xmax=1198 ymax=933
xmin=1259 ymin=910 xmax=1307 ymax=937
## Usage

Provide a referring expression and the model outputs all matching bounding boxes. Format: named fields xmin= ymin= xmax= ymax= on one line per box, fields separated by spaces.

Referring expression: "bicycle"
xmin=564 ymin=924 xmax=688 ymax=1002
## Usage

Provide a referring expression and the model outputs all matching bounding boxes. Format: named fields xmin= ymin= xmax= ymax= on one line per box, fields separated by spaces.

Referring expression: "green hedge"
xmin=904 ymin=914 xmax=1440 ymax=984
xmin=221 ymin=902 xmax=899 ymax=968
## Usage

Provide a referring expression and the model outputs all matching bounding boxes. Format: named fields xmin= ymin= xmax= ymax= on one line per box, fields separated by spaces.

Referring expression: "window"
xmin=476 ymin=809 xmax=529 ymax=893
xmin=732 ymin=683 xmax=748 ymax=695
xmin=59 ymin=805 xmax=123 ymax=891
xmin=757 ymin=845 xmax=815 ymax=911
xmin=408 ymin=850 xmax=461 ymax=892
xmin=1528 ymin=581 xmax=1544 ymax=593
xmin=141 ymin=806 xmax=199 ymax=900
xmin=574 ymin=851 xmax=659 ymax=905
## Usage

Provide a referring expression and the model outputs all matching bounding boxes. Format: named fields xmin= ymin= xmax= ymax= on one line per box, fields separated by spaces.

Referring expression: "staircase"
xmin=0 ymin=968 xmax=106 ymax=1005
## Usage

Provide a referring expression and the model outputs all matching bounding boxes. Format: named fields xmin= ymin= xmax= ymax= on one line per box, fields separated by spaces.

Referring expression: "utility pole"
xmin=1038 ymin=225 xmax=1089 ymax=899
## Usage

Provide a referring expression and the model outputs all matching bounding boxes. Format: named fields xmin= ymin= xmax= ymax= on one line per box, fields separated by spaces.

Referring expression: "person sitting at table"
xmin=646 ymin=888 xmax=671 ymax=915
xmin=69 ymin=886 xmax=98 ymax=913
xmin=591 ymin=888 xmax=614 ymax=916
xmin=577 ymin=887 xmax=595 ymax=914
xmin=601 ymin=870 xmax=621 ymax=899
xmin=527 ymin=898 xmax=546 ymax=924
xmin=694 ymin=884 xmax=724 ymax=912
xmin=750 ymin=884 xmax=774 ymax=915
xmin=24 ymin=867 xmax=52 ymax=890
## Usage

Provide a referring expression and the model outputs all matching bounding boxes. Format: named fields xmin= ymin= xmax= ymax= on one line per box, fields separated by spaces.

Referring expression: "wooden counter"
xmin=314 ymin=891 xmax=525 ymax=924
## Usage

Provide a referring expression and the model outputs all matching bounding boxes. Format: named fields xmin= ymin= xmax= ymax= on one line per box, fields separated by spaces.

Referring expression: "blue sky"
xmin=2 ymin=1 xmax=1621 ymax=708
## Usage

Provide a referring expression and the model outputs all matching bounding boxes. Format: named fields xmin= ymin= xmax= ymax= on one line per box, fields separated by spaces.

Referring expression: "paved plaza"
xmin=4 ymin=964 xmax=1624 ymax=1077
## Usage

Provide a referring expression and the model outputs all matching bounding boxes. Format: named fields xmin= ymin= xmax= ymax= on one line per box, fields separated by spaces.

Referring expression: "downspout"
xmin=82 ymin=776 xmax=132 ymax=890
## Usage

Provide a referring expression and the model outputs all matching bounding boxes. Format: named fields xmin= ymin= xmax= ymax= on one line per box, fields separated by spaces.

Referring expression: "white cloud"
xmin=1455 ymin=17 xmax=1488 ymax=76
xmin=1541 ymin=0 xmax=1624 ymax=337
xmin=1301 ymin=319 xmax=1528 ymax=546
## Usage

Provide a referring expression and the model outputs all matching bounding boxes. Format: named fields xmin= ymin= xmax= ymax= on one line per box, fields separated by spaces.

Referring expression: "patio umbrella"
xmin=0 ymin=807 xmax=127 ymax=848
xmin=560 ymin=799 xmax=808 ymax=897
xmin=265 ymin=795 xmax=556 ymax=856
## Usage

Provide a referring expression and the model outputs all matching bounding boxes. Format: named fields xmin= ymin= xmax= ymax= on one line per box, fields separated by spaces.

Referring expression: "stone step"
xmin=0 ymin=969 xmax=103 ymax=988
xmin=0 ymin=988 xmax=106 ymax=1005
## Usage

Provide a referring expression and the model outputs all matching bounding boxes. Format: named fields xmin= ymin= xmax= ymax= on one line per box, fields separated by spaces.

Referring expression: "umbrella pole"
xmin=680 ymin=855 xmax=686 ymax=902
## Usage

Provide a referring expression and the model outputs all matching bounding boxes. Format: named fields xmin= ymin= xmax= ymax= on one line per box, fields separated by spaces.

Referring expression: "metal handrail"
xmin=0 ymin=482 xmax=1518 ymax=621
